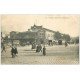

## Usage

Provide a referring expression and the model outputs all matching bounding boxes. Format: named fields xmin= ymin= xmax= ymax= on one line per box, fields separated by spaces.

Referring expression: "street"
xmin=1 ymin=44 xmax=79 ymax=64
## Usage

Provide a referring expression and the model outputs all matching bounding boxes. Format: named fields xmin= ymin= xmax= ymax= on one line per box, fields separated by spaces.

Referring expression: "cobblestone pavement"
xmin=1 ymin=44 xmax=79 ymax=64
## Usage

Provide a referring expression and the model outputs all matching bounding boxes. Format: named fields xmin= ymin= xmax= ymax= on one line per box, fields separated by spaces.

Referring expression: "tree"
xmin=54 ymin=31 xmax=62 ymax=40
xmin=71 ymin=37 xmax=79 ymax=44
xmin=62 ymin=34 xmax=71 ymax=41
xmin=75 ymin=37 xmax=79 ymax=44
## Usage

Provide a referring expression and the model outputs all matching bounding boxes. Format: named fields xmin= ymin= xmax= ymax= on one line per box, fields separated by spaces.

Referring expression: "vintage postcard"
xmin=1 ymin=14 xmax=79 ymax=64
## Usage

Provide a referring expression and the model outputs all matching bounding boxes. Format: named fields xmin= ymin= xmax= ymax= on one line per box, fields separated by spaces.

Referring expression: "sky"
xmin=1 ymin=14 xmax=80 ymax=37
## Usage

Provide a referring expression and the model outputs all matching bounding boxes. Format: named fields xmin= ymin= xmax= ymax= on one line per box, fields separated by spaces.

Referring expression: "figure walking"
xmin=36 ymin=45 xmax=39 ymax=52
xmin=36 ymin=44 xmax=42 ymax=53
xmin=11 ymin=45 xmax=18 ymax=58
xmin=65 ymin=41 xmax=68 ymax=47
xmin=43 ymin=46 xmax=46 ymax=56
xmin=39 ymin=44 xmax=42 ymax=52
xmin=1 ymin=44 xmax=6 ymax=53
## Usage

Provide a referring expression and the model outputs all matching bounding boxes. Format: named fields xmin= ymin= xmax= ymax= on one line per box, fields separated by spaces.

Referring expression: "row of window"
xmin=47 ymin=34 xmax=53 ymax=37
xmin=39 ymin=33 xmax=54 ymax=39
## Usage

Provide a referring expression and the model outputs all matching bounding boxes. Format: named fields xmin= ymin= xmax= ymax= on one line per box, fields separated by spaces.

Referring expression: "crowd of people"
xmin=1 ymin=43 xmax=46 ymax=58
xmin=1 ymin=41 xmax=69 ymax=58
xmin=32 ymin=44 xmax=46 ymax=56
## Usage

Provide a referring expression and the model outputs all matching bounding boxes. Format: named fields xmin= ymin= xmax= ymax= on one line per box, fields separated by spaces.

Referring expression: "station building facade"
xmin=10 ymin=24 xmax=55 ymax=45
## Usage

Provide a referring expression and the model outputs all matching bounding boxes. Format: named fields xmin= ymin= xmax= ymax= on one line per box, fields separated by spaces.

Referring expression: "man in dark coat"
xmin=43 ymin=46 xmax=46 ymax=56
xmin=65 ymin=41 xmax=68 ymax=47
xmin=36 ymin=44 xmax=42 ymax=53
xmin=11 ymin=45 xmax=18 ymax=58
xmin=32 ymin=43 xmax=36 ymax=49
xmin=1 ymin=44 xmax=6 ymax=53
xmin=39 ymin=44 xmax=42 ymax=52
xmin=36 ymin=45 xmax=38 ymax=52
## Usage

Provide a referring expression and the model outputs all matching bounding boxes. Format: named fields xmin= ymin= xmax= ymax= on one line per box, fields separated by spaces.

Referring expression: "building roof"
xmin=43 ymin=28 xmax=56 ymax=33
xmin=31 ymin=24 xmax=42 ymax=29
xmin=31 ymin=24 xmax=56 ymax=33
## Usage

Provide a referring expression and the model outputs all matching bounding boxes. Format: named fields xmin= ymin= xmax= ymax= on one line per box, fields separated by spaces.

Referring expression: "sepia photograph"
xmin=1 ymin=14 xmax=79 ymax=64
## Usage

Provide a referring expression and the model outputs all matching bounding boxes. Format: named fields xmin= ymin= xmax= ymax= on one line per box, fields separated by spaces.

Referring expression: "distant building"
xmin=10 ymin=24 xmax=56 ymax=45
xmin=28 ymin=24 xmax=56 ymax=45
xmin=30 ymin=24 xmax=55 ymax=45
xmin=43 ymin=28 xmax=55 ymax=45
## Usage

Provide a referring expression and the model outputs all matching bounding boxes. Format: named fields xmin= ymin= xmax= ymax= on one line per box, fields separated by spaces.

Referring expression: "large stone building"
xmin=30 ymin=24 xmax=55 ymax=45
xmin=10 ymin=24 xmax=56 ymax=45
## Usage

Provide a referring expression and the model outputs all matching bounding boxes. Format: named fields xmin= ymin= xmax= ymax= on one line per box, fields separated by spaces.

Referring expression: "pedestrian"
xmin=36 ymin=44 xmax=42 ymax=53
xmin=32 ymin=43 xmax=36 ymax=49
xmin=36 ymin=44 xmax=39 ymax=52
xmin=65 ymin=41 xmax=68 ymax=47
xmin=39 ymin=44 xmax=42 ymax=52
xmin=1 ymin=44 xmax=6 ymax=53
xmin=43 ymin=46 xmax=46 ymax=56
xmin=11 ymin=45 xmax=18 ymax=58
xmin=36 ymin=45 xmax=38 ymax=52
